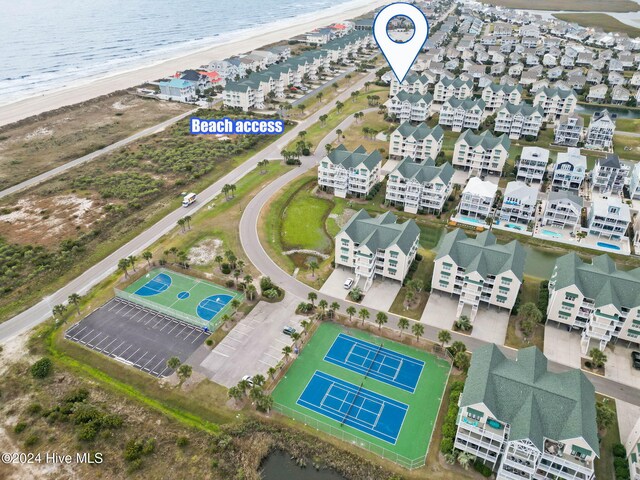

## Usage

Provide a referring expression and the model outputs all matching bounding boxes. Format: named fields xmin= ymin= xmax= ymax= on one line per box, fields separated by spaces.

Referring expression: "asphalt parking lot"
xmin=65 ymin=297 xmax=208 ymax=377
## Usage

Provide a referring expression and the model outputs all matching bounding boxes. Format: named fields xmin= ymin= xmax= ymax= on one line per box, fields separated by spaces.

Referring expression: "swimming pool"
xmin=458 ymin=215 xmax=485 ymax=225
xmin=506 ymin=223 xmax=523 ymax=231
xmin=541 ymin=229 xmax=562 ymax=239
xmin=597 ymin=242 xmax=621 ymax=251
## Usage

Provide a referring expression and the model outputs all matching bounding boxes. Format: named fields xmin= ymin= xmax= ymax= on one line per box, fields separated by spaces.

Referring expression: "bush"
xmin=14 ymin=422 xmax=27 ymax=434
xmin=613 ymin=443 xmax=627 ymax=458
xmin=30 ymin=358 xmax=52 ymax=379
xmin=221 ymin=263 xmax=231 ymax=274
xmin=176 ymin=436 xmax=189 ymax=448
xmin=77 ymin=422 xmax=99 ymax=441
xmin=26 ymin=403 xmax=42 ymax=416
xmin=24 ymin=433 xmax=39 ymax=447
xmin=225 ymin=280 xmax=235 ymax=288
xmin=474 ymin=459 xmax=493 ymax=477
xmin=205 ymin=339 xmax=214 ymax=347
xmin=615 ymin=465 xmax=630 ymax=480
xmin=63 ymin=388 xmax=89 ymax=404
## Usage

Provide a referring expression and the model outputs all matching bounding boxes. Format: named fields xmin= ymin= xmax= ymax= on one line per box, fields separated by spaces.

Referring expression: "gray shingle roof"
xmin=393 ymin=90 xmax=433 ymax=105
xmin=392 ymin=157 xmax=454 ymax=185
xmin=485 ymin=83 xmax=523 ymax=94
xmin=444 ymin=97 xmax=486 ymax=111
xmin=436 ymin=229 xmax=526 ymax=281
xmin=326 ymin=144 xmax=381 ymax=171
xmin=499 ymin=102 xmax=544 ymax=117
xmin=340 ymin=210 xmax=420 ymax=255
xmin=439 ymin=76 xmax=473 ymax=89
xmin=461 ymin=344 xmax=599 ymax=455
xmin=457 ymin=129 xmax=511 ymax=151
xmin=539 ymin=87 xmax=577 ymax=100
xmin=395 ymin=122 xmax=444 ymax=141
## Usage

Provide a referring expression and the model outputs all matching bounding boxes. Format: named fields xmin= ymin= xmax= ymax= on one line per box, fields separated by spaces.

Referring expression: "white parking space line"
xmin=211 ymin=350 xmax=229 ymax=357
xmin=157 ymin=367 xmax=170 ymax=378
xmin=125 ymin=348 xmax=141 ymax=362
xmin=174 ymin=326 xmax=187 ymax=338
xmin=150 ymin=358 xmax=166 ymax=374
xmin=109 ymin=340 xmax=127 ymax=356
xmin=69 ymin=325 xmax=88 ymax=340
xmin=85 ymin=331 xmax=104 ymax=346
xmin=137 ymin=312 xmax=150 ymax=323
xmin=93 ymin=335 xmax=111 ymax=350
xmin=167 ymin=323 xmax=179 ymax=335
xmin=192 ymin=334 xmax=205 ymax=344
xmin=141 ymin=355 xmax=156 ymax=371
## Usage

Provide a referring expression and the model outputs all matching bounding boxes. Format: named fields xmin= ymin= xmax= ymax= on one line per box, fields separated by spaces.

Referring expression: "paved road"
xmin=0 ymin=69 xmax=378 ymax=345
xmin=0 ymin=108 xmax=197 ymax=200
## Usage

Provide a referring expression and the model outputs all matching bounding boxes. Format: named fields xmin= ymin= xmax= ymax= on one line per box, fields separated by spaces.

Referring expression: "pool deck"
xmin=450 ymin=214 xmax=490 ymax=229
xmin=532 ymin=224 xmax=631 ymax=256
xmin=492 ymin=222 xmax=534 ymax=236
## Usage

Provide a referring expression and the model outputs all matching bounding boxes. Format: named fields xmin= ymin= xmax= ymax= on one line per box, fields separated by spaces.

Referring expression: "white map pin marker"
xmin=373 ymin=3 xmax=429 ymax=84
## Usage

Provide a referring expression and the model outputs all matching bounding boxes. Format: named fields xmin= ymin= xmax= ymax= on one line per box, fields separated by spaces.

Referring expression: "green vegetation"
xmin=617 ymin=118 xmax=640 ymax=133
xmin=281 ymin=184 xmax=333 ymax=252
xmin=614 ymin=134 xmax=640 ymax=161
xmin=594 ymin=396 xmax=622 ymax=480
xmin=30 ymin=357 xmax=53 ymax=379
xmin=482 ymin=0 xmax=639 ymax=12
xmin=554 ymin=13 xmax=640 ymax=37
xmin=439 ymin=381 xmax=465 ymax=454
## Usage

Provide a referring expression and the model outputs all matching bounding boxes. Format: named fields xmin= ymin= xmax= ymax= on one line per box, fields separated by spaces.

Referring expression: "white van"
xmin=182 ymin=192 xmax=197 ymax=207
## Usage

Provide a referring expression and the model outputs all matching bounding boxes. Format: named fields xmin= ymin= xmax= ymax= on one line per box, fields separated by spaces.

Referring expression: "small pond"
xmin=261 ymin=451 xmax=346 ymax=480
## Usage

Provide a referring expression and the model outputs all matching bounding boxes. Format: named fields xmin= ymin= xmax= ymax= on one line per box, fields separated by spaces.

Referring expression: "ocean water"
xmin=0 ymin=0 xmax=364 ymax=106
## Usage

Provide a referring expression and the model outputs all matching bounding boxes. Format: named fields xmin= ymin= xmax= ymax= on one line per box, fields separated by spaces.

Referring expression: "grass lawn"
xmin=282 ymin=183 xmax=333 ymax=252
xmin=272 ymin=322 xmax=450 ymax=468
xmin=481 ymin=0 xmax=639 ymax=12
xmin=614 ymin=134 xmax=640 ymax=161
xmin=594 ymin=395 xmax=621 ymax=480
xmin=339 ymin=111 xmax=390 ymax=154
xmin=389 ymin=250 xmax=435 ymax=320
xmin=617 ymin=118 xmax=640 ymax=133
xmin=554 ymin=13 xmax=640 ymax=37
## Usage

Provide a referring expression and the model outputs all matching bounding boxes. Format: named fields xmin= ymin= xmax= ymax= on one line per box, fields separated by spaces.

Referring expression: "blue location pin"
xmin=373 ymin=3 xmax=430 ymax=84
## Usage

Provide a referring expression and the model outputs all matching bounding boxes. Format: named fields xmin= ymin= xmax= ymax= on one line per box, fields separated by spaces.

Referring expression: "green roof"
xmin=444 ymin=97 xmax=486 ymax=111
xmin=457 ymin=129 xmax=511 ymax=151
xmin=326 ymin=144 xmax=381 ymax=171
xmin=392 ymin=157 xmax=454 ymax=185
xmin=439 ymin=76 xmax=473 ymax=89
xmin=486 ymin=83 xmax=523 ymax=94
xmin=340 ymin=210 xmax=420 ymax=255
xmin=395 ymin=122 xmax=444 ymax=141
xmin=552 ymin=253 xmax=640 ymax=309
xmin=539 ymin=87 xmax=577 ymax=100
xmin=499 ymin=102 xmax=544 ymax=117
xmin=461 ymin=345 xmax=599 ymax=455
xmin=393 ymin=90 xmax=433 ymax=105
xmin=436 ymin=229 xmax=525 ymax=281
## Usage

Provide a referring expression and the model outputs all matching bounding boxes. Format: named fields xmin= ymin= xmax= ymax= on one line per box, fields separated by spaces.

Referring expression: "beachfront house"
xmin=587 ymin=197 xmax=630 ymax=241
xmin=158 ymin=79 xmax=196 ymax=102
xmin=455 ymin=177 xmax=498 ymax=227
xmin=554 ymin=113 xmax=584 ymax=147
xmin=591 ymin=154 xmax=628 ymax=195
xmin=317 ymin=145 xmax=381 ymax=198
xmin=385 ymin=157 xmax=454 ymax=214
xmin=585 ymin=110 xmax=617 ymax=150
xmin=516 ymin=146 xmax=549 ymax=184
xmin=454 ymin=344 xmax=598 ymax=480
xmin=389 ymin=122 xmax=444 ymax=162
xmin=432 ymin=229 xmax=524 ymax=320
xmin=494 ymin=102 xmax=544 ymax=140
xmin=453 ymin=130 xmax=510 ymax=176
xmin=439 ymin=98 xmax=485 ymax=132
xmin=498 ymin=180 xmax=538 ymax=229
xmin=334 ymin=210 xmax=419 ymax=291
xmin=551 ymin=147 xmax=587 ymax=192
xmin=542 ymin=191 xmax=583 ymax=231
xmin=548 ymin=253 xmax=640 ymax=354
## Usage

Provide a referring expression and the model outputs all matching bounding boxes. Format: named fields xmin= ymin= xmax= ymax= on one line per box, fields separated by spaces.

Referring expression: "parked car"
xmin=632 ymin=351 xmax=640 ymax=370
xmin=344 ymin=278 xmax=354 ymax=289
xmin=283 ymin=326 xmax=296 ymax=336
xmin=241 ymin=375 xmax=254 ymax=387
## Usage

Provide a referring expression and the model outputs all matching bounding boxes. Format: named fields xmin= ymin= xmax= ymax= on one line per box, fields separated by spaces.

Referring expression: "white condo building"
xmin=385 ymin=90 xmax=433 ymax=123
xmin=389 ymin=72 xmax=432 ymax=96
xmin=318 ymin=145 xmax=381 ymax=198
xmin=439 ymin=98 xmax=486 ymax=132
xmin=584 ymin=110 xmax=617 ymax=150
xmin=335 ymin=210 xmax=420 ymax=291
xmin=453 ymin=130 xmax=511 ymax=176
xmin=533 ymin=87 xmax=578 ymax=121
xmin=433 ymin=77 xmax=474 ymax=103
xmin=481 ymin=83 xmax=523 ymax=111
xmin=455 ymin=177 xmax=498 ymax=226
xmin=455 ymin=344 xmax=599 ymax=480
xmin=389 ymin=122 xmax=444 ymax=162
xmin=517 ymin=147 xmax=549 ymax=184
xmin=494 ymin=103 xmax=544 ymax=140
xmin=498 ymin=181 xmax=539 ymax=228
xmin=432 ymin=229 xmax=525 ymax=320
xmin=625 ymin=418 xmax=640 ymax=480
xmin=385 ymin=157 xmax=454 ymax=214
xmin=548 ymin=253 xmax=640 ymax=353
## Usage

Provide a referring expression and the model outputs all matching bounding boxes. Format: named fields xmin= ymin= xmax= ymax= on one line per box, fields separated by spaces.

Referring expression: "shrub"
xmin=24 ymin=433 xmax=39 ymax=447
xmin=613 ymin=443 xmax=627 ymax=458
xmin=30 ymin=358 xmax=52 ymax=379
xmin=14 ymin=422 xmax=27 ymax=434
xmin=62 ymin=388 xmax=89 ymax=404
xmin=440 ymin=437 xmax=454 ymax=454
xmin=225 ymin=280 xmax=235 ymax=288
xmin=221 ymin=263 xmax=231 ymax=274
xmin=102 ymin=414 xmax=124 ymax=429
xmin=176 ymin=436 xmax=189 ymax=448
xmin=26 ymin=403 xmax=42 ymax=415
xmin=205 ymin=339 xmax=214 ymax=347
xmin=474 ymin=459 xmax=493 ymax=477
xmin=77 ymin=422 xmax=99 ymax=442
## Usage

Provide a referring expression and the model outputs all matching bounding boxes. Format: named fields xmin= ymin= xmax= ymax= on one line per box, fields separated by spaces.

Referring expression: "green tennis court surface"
xmin=120 ymin=268 xmax=241 ymax=330
xmin=272 ymin=322 xmax=450 ymax=468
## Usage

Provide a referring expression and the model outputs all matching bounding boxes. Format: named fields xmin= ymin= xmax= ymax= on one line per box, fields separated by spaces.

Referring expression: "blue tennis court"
xmin=324 ymin=334 xmax=424 ymax=393
xmin=196 ymin=294 xmax=234 ymax=321
xmin=134 ymin=272 xmax=172 ymax=297
xmin=297 ymin=371 xmax=408 ymax=444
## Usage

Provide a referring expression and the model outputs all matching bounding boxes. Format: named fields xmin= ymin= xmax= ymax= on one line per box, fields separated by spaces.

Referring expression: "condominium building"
xmin=542 ymin=191 xmax=583 ymax=230
xmin=625 ymin=418 xmax=640 ymax=480
xmin=433 ymin=76 xmax=474 ymax=103
xmin=317 ymin=145 xmax=381 ymax=198
xmin=335 ymin=210 xmax=420 ymax=291
xmin=456 ymin=177 xmax=498 ymax=226
xmin=629 ymin=162 xmax=640 ymax=200
xmin=453 ymin=130 xmax=511 ymax=176
xmin=455 ymin=344 xmax=599 ymax=480
xmin=533 ymin=87 xmax=578 ymax=121
xmin=385 ymin=157 xmax=454 ymax=214
xmin=516 ymin=147 xmax=549 ymax=184
xmin=432 ymin=229 xmax=524 ymax=320
xmin=554 ymin=113 xmax=584 ymax=147
xmin=494 ymin=102 xmax=544 ymax=140
xmin=498 ymin=181 xmax=538 ymax=228
xmin=548 ymin=253 xmax=640 ymax=353
xmin=385 ymin=90 xmax=433 ymax=122
xmin=584 ymin=110 xmax=617 ymax=150
xmin=389 ymin=72 xmax=432 ymax=96
xmin=551 ymin=148 xmax=587 ymax=192
xmin=389 ymin=122 xmax=444 ymax=162
xmin=587 ymin=197 xmax=630 ymax=240
xmin=439 ymin=98 xmax=486 ymax=132
xmin=481 ymin=83 xmax=523 ymax=111
xmin=591 ymin=153 xmax=628 ymax=195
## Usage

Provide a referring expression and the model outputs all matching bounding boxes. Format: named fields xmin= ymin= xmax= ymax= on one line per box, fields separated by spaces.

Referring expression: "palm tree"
xmin=450 ymin=341 xmax=467 ymax=355
xmin=127 ymin=255 xmax=138 ymax=272
xmin=257 ymin=394 xmax=274 ymax=413
xmin=336 ymin=101 xmax=344 ymax=113
xmin=318 ymin=299 xmax=328 ymax=318
xmin=246 ymin=284 xmax=257 ymax=301
xmin=282 ymin=345 xmax=293 ymax=363
xmin=412 ymin=323 xmax=425 ymax=342
xmin=330 ymin=302 xmax=340 ymax=318
xmin=267 ymin=366 xmax=277 ymax=380
xmin=167 ymin=357 xmax=181 ymax=370
xmin=237 ymin=379 xmax=251 ymax=396
xmin=291 ymin=332 xmax=301 ymax=348
xmin=319 ymin=114 xmax=328 ymax=126
xmin=142 ymin=250 xmax=153 ymax=267
xmin=52 ymin=304 xmax=66 ymax=320
xmin=457 ymin=451 xmax=475 ymax=470
xmin=375 ymin=312 xmax=388 ymax=330
xmin=309 ymin=260 xmax=319 ymax=277
xmin=118 ymin=258 xmax=130 ymax=278
xmin=358 ymin=308 xmax=370 ymax=326
xmin=233 ymin=269 xmax=241 ymax=287
xmin=214 ymin=255 xmax=224 ymax=270
xmin=336 ymin=129 xmax=342 ymax=141
xmin=398 ymin=317 xmax=410 ymax=337
xmin=231 ymin=299 xmax=241 ymax=310
xmin=438 ymin=329 xmax=452 ymax=348
xmin=177 ymin=364 xmax=192 ymax=382
xmin=184 ymin=215 xmax=192 ymax=230
xmin=317 ymin=91 xmax=324 ymax=102
xmin=243 ymin=274 xmax=253 ymax=287
xmin=68 ymin=293 xmax=81 ymax=314
xmin=307 ymin=292 xmax=317 ymax=306
xmin=228 ymin=386 xmax=243 ymax=404
xmin=252 ymin=374 xmax=266 ymax=388
xmin=346 ymin=306 xmax=356 ymax=322
xmin=177 ymin=218 xmax=186 ymax=232
xmin=454 ymin=352 xmax=471 ymax=372
xmin=325 ymin=144 xmax=334 ymax=155
xmin=300 ymin=319 xmax=310 ymax=336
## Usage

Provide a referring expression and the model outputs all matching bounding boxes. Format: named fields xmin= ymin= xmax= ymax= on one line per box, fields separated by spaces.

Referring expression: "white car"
xmin=344 ymin=278 xmax=354 ymax=289
xmin=241 ymin=375 xmax=254 ymax=387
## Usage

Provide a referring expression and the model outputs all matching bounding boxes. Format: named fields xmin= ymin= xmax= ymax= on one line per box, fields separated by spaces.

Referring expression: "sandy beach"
xmin=0 ymin=0 xmax=389 ymax=127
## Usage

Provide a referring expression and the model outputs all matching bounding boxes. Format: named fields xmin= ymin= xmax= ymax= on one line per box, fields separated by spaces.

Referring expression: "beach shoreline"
xmin=0 ymin=0 xmax=388 ymax=127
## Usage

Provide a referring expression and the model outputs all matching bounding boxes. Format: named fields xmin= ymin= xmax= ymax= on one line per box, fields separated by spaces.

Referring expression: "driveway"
xmin=604 ymin=344 xmax=640 ymax=389
xmin=420 ymin=291 xmax=456 ymax=330
xmin=319 ymin=267 xmax=401 ymax=312
xmin=196 ymin=296 xmax=305 ymax=387
xmin=615 ymin=399 xmax=640 ymax=447
xmin=470 ymin=307 xmax=510 ymax=345
xmin=319 ymin=268 xmax=353 ymax=301
xmin=543 ymin=324 xmax=582 ymax=369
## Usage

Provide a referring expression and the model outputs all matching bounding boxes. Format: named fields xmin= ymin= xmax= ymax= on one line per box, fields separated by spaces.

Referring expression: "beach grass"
xmin=554 ymin=13 xmax=640 ymax=37
xmin=482 ymin=0 xmax=639 ymax=12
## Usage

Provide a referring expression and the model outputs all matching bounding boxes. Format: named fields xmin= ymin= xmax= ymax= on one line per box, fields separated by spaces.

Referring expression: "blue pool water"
xmin=459 ymin=215 xmax=485 ymax=225
xmin=597 ymin=242 xmax=621 ymax=251
xmin=506 ymin=223 xmax=523 ymax=230
xmin=541 ymin=229 xmax=562 ymax=239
